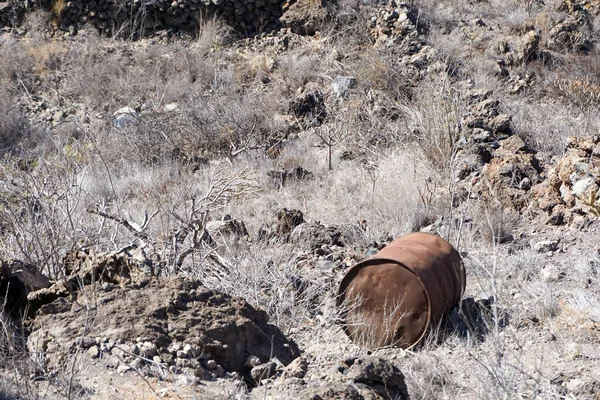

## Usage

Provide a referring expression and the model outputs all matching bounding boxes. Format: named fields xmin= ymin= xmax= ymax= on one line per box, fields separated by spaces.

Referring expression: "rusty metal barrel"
xmin=337 ymin=232 xmax=465 ymax=349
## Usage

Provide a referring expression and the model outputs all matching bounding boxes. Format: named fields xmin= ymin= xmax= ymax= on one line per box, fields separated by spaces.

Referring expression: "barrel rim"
xmin=337 ymin=257 xmax=432 ymax=349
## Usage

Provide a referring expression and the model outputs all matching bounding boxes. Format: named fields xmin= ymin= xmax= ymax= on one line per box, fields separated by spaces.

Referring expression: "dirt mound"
xmin=27 ymin=276 xmax=300 ymax=378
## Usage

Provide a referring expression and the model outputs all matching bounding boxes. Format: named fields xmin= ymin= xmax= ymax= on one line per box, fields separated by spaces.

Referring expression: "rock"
xmin=1 ymin=262 xmax=29 ymax=321
xmin=267 ymin=166 xmax=314 ymax=187
xmin=476 ymin=144 xmax=541 ymax=212
xmin=112 ymin=107 xmax=138 ymax=128
xmin=276 ymin=208 xmax=304 ymax=236
xmin=538 ymin=136 xmax=600 ymax=217
xmin=251 ymin=361 xmax=277 ymax=382
xmin=60 ymin=244 xmax=154 ymax=289
xmin=499 ymin=135 xmax=529 ymax=153
xmin=111 ymin=347 xmax=125 ymax=358
xmin=332 ymin=75 xmax=357 ymax=98
xmin=4 ymin=260 xmax=50 ymax=292
xmin=345 ymin=356 xmax=409 ymax=399
xmin=545 ymin=18 xmax=592 ymax=52
xmin=281 ymin=357 xmax=308 ymax=379
xmin=288 ymin=85 xmax=327 ymax=126
xmin=117 ymin=363 xmax=132 ymax=374
xmin=516 ymin=30 xmax=539 ymax=64
xmin=409 ymin=45 xmax=438 ymax=69
xmin=290 ymin=221 xmax=345 ymax=250
xmin=160 ymin=353 xmax=174 ymax=364
xmin=168 ymin=342 xmax=182 ymax=354
xmin=88 ymin=345 xmax=100 ymax=359
xmin=468 ymin=88 xmax=492 ymax=103
xmin=572 ymin=177 xmax=598 ymax=199
xmin=75 ymin=337 xmax=97 ymax=349
xmin=106 ymin=356 xmax=121 ymax=369
xmin=164 ymin=102 xmax=179 ymax=112
xmin=246 ymin=355 xmax=262 ymax=368
xmin=280 ymin=0 xmax=329 ymax=35
xmin=205 ymin=217 xmax=248 ymax=240
xmin=490 ymin=114 xmax=511 ymax=133
xmin=139 ymin=342 xmax=158 ymax=359
xmin=533 ymin=240 xmax=559 ymax=253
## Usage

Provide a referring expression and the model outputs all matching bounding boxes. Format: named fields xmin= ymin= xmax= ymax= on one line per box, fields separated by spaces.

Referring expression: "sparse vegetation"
xmin=1 ymin=0 xmax=600 ymax=398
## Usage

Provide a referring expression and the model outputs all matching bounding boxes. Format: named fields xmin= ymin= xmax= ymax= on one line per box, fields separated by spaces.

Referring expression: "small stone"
xmin=282 ymin=357 xmax=308 ymax=379
xmin=117 ymin=364 xmax=132 ymax=374
xmin=490 ymin=114 xmax=511 ymax=133
xmin=164 ymin=102 xmax=179 ymax=112
xmin=112 ymin=106 xmax=138 ymax=128
xmin=160 ymin=353 xmax=174 ymax=364
xmin=472 ymin=129 xmax=492 ymax=143
xmin=130 ymin=358 xmax=144 ymax=369
xmin=182 ymin=343 xmax=195 ymax=357
xmin=106 ymin=356 xmax=120 ymax=368
xmin=176 ymin=358 xmax=190 ymax=368
xmin=111 ymin=347 xmax=125 ymax=358
xmin=88 ymin=346 xmax=100 ymax=359
xmin=500 ymin=135 xmax=528 ymax=152
xmin=206 ymin=359 xmax=217 ymax=370
xmin=139 ymin=342 xmax=158 ymax=358
xmin=153 ymin=356 xmax=162 ymax=364
xmin=76 ymin=337 xmax=97 ymax=349
xmin=168 ymin=342 xmax=182 ymax=354
xmin=251 ymin=362 xmax=277 ymax=382
xmin=246 ymin=355 xmax=261 ymax=368
xmin=566 ymin=378 xmax=585 ymax=393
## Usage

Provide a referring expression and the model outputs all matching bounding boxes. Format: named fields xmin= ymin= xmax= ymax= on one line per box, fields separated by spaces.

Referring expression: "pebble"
xmin=117 ymin=364 xmax=132 ymax=374
xmin=88 ymin=345 xmax=100 ymax=359
xmin=139 ymin=342 xmax=158 ymax=358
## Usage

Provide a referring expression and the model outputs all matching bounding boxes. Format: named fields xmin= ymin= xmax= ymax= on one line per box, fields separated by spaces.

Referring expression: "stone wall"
xmin=4 ymin=0 xmax=288 ymax=36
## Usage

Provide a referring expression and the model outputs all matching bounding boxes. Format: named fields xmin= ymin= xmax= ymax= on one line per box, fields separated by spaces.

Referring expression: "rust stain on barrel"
xmin=337 ymin=232 xmax=465 ymax=349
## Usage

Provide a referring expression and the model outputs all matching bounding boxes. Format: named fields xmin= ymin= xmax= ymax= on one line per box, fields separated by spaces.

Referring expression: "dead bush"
xmin=405 ymin=75 xmax=468 ymax=172
xmin=0 ymin=93 xmax=44 ymax=155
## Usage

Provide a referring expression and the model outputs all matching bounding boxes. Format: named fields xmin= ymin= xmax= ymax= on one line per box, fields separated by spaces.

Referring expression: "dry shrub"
xmin=95 ymin=92 xmax=272 ymax=169
xmin=553 ymin=77 xmax=600 ymax=109
xmin=477 ymin=204 xmax=515 ymax=244
xmin=0 ymin=92 xmax=44 ymax=154
xmin=510 ymin=98 xmax=600 ymax=155
xmin=60 ymin=38 xmax=219 ymax=111
xmin=405 ymin=75 xmax=468 ymax=172
xmin=0 ymin=152 xmax=91 ymax=279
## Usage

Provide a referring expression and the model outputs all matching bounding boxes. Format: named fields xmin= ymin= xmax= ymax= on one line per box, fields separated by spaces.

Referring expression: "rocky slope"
xmin=1 ymin=0 xmax=600 ymax=399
